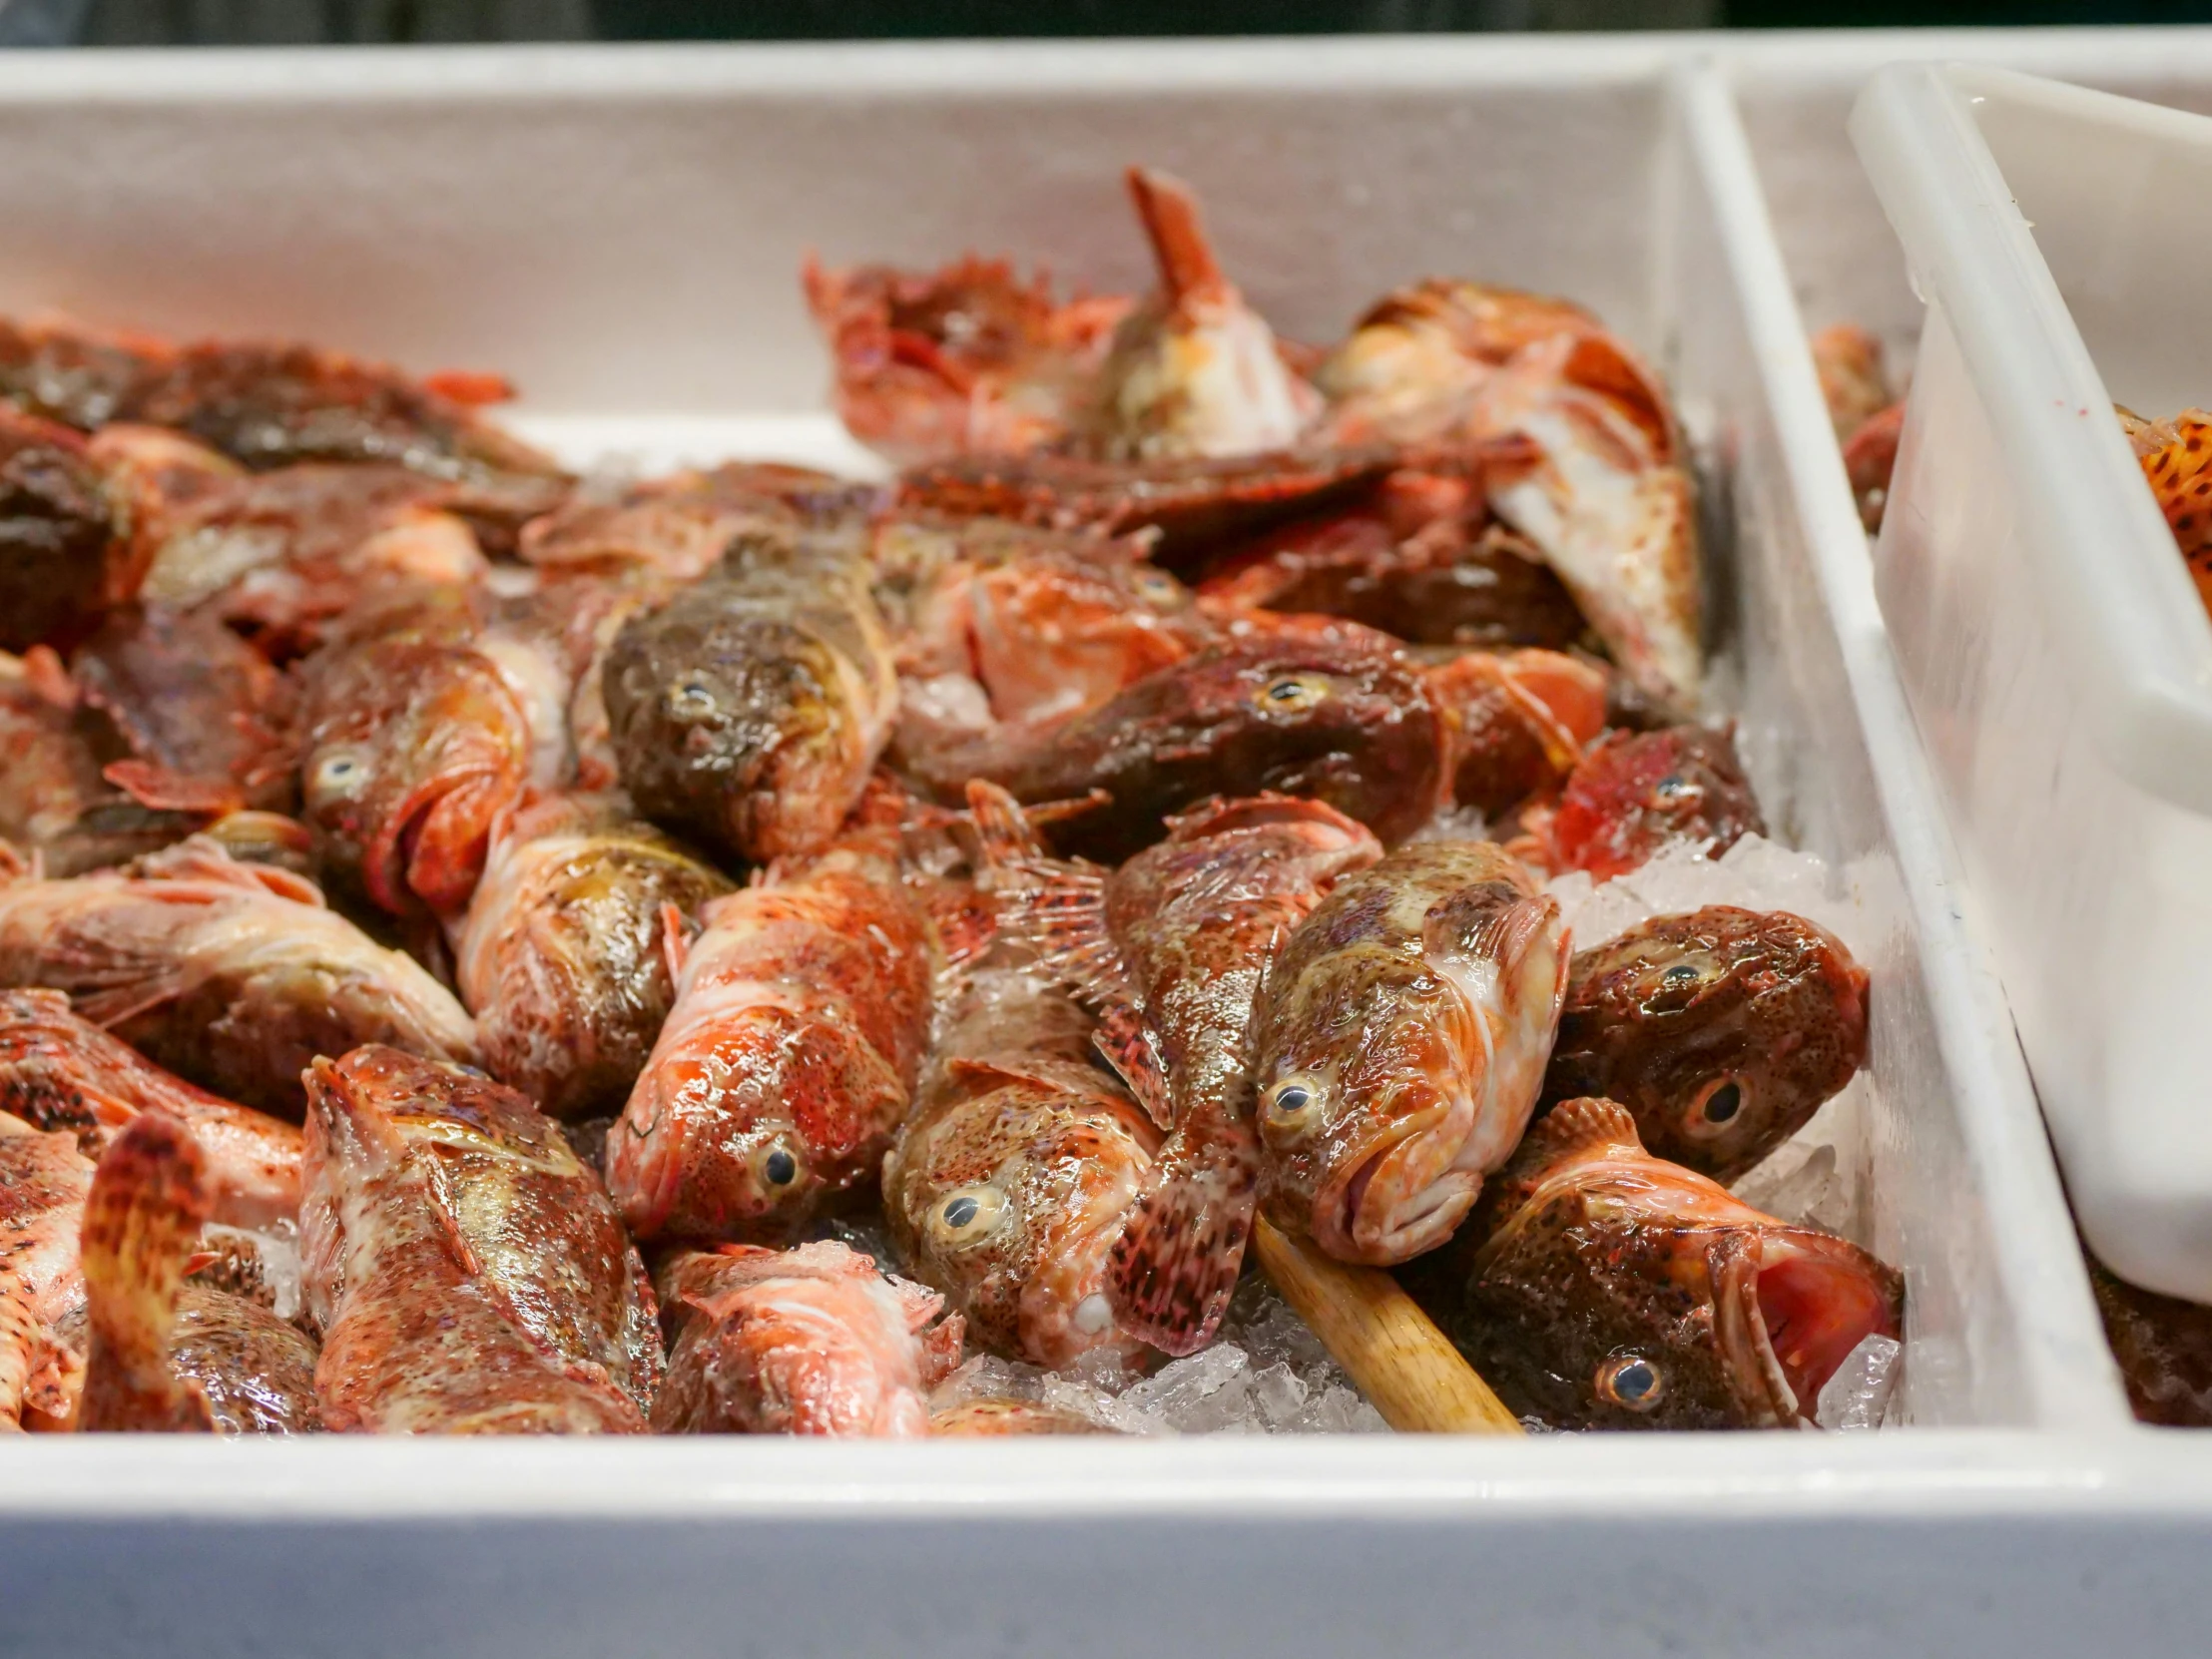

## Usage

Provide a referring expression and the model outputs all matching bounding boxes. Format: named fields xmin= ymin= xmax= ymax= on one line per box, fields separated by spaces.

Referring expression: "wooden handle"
xmin=1252 ymin=1214 xmax=1522 ymax=1435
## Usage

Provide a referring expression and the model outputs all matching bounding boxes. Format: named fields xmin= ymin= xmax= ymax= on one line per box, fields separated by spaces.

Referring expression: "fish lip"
xmin=1711 ymin=1232 xmax=1803 ymax=1426
xmin=1020 ymin=1210 xmax=1136 ymax=1371
xmin=1312 ymin=1122 xmax=1480 ymax=1267
xmin=365 ymin=761 xmax=507 ymax=914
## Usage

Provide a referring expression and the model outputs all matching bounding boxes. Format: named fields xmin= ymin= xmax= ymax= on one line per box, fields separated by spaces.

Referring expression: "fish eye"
xmin=929 ymin=1185 xmax=1006 ymax=1248
xmin=306 ymin=747 xmax=370 ymax=803
xmin=1596 ymin=1353 xmax=1665 ymax=1411
xmin=1684 ymin=1076 xmax=1749 ymax=1138
xmin=1257 ymin=675 xmax=1331 ymax=714
xmin=1261 ymin=1075 xmax=1324 ymax=1140
xmin=749 ymin=1140 xmax=805 ymax=1191
xmin=1132 ymin=569 xmax=1181 ymax=603
xmin=667 ymin=681 xmax=718 ymax=719
xmin=1662 ymin=965 xmax=1700 ymax=986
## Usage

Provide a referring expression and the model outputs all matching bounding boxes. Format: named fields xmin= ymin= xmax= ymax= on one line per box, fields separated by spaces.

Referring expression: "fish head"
xmin=1467 ymin=1098 xmax=1902 ymax=1428
xmin=1545 ymin=724 xmax=1765 ymax=881
xmin=300 ymin=640 xmax=530 ymax=916
xmin=1551 ymin=907 xmax=1871 ymax=1182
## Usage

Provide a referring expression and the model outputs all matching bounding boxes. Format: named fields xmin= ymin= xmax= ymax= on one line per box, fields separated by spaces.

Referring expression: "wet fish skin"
xmin=166 ymin=1280 xmax=321 ymax=1433
xmin=0 ymin=1111 xmax=93 ymax=1430
xmin=883 ymin=968 xmax=1160 ymax=1370
xmin=1421 ymin=646 xmax=1608 ymax=817
xmin=0 ymin=987 xmax=301 ymax=1228
xmin=1456 ymin=1097 xmax=1902 ymax=1430
xmin=301 ymin=1044 xmax=658 ymax=1434
xmin=0 ymin=836 xmax=479 ymax=1120
xmin=653 ymin=1241 xmax=960 ymax=1435
xmin=1543 ymin=907 xmax=1870 ymax=1184
xmin=606 ymin=829 xmax=935 ymax=1244
xmin=989 ymin=790 xmax=1382 ymax=1355
xmin=1537 ymin=724 xmax=1765 ymax=882
xmin=299 ymin=580 xmax=612 ymax=918
xmin=604 ymin=522 xmax=898 ymax=867
xmin=0 ymin=409 xmax=140 ymax=654
xmin=905 ymin=628 xmax=1448 ymax=864
xmin=1253 ymin=840 xmax=1569 ymax=1266
xmin=453 ymin=792 xmax=734 ymax=1121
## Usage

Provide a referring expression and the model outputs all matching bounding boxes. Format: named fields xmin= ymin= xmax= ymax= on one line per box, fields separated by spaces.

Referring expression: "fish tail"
xmin=1107 ymin=1145 xmax=1257 ymax=1357
xmin=78 ymin=1112 xmax=216 ymax=1432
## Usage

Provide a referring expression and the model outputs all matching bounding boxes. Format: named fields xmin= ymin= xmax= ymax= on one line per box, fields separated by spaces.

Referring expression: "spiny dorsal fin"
xmin=78 ymin=1111 xmax=217 ymax=1433
xmin=1526 ymin=1097 xmax=1641 ymax=1158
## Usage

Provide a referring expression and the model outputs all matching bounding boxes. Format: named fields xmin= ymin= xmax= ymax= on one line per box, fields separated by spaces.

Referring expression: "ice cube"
xmin=1411 ymin=804 xmax=1490 ymax=845
xmin=1250 ymin=1363 xmax=1310 ymax=1430
xmin=1117 ymin=1345 xmax=1253 ymax=1432
xmin=1297 ymin=1385 xmax=1391 ymax=1433
xmin=1546 ymin=832 xmax=1864 ymax=960
xmin=1816 ymin=1333 xmax=1904 ymax=1430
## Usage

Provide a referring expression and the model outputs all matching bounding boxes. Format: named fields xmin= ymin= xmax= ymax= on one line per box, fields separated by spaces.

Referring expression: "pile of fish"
xmin=0 ymin=168 xmax=1903 ymax=1439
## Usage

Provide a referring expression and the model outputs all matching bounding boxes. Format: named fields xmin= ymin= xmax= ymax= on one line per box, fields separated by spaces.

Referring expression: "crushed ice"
xmin=1545 ymin=832 xmax=1868 ymax=960
xmin=1815 ymin=1333 xmax=1904 ymax=1430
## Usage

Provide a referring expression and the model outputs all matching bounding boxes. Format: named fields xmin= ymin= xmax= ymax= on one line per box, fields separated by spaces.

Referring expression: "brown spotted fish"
xmin=606 ymin=828 xmax=935 ymax=1243
xmin=0 ymin=1110 xmax=93 ymax=1429
xmin=0 ymin=836 xmax=478 ymax=1119
xmin=1422 ymin=647 xmax=1608 ymax=817
xmin=0 ymin=987 xmax=300 ymax=1227
xmin=1251 ymin=840 xmax=1568 ymax=1267
xmin=1075 ymin=168 xmax=1319 ymax=463
xmin=299 ymin=578 xmax=620 ymax=918
xmin=903 ymin=626 xmax=1447 ymax=864
xmin=883 ymin=967 xmax=1161 ymax=1370
xmin=653 ymin=1240 xmax=962 ymax=1435
xmin=520 ymin=462 xmax=862 ymax=584
xmin=603 ymin=520 xmax=898 ymax=867
xmin=0 ymin=409 xmax=145 ymax=654
xmin=1458 ymin=1098 xmax=1903 ymax=1429
xmin=1529 ymin=724 xmax=1765 ymax=882
xmin=301 ymin=1045 xmax=658 ymax=1434
xmin=982 ymin=785 xmax=1382 ymax=1355
xmin=1542 ymin=907 xmax=1870 ymax=1184
xmin=453 ymin=793 xmax=733 ymax=1122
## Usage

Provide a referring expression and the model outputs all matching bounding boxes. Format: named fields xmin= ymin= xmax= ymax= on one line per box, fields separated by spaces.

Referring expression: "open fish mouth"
xmin=1317 ymin=1126 xmax=1480 ymax=1266
xmin=1713 ymin=1231 xmax=1900 ymax=1426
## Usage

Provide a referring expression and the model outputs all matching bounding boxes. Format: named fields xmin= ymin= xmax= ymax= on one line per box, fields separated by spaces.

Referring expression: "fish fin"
xmin=964 ymin=779 xmax=1044 ymax=864
xmin=657 ymin=901 xmax=691 ymax=985
xmin=135 ymin=837 xmax=327 ymax=907
xmin=1525 ymin=1097 xmax=1642 ymax=1158
xmin=75 ymin=974 xmax=190 ymax=1032
xmin=101 ymin=760 xmax=242 ymax=818
xmin=1092 ymin=1006 xmax=1174 ymax=1130
xmin=78 ymin=1112 xmax=217 ymax=1433
xmin=918 ymin=1312 xmax=966 ymax=1386
xmin=1125 ymin=167 xmax=1228 ymax=306
xmin=1451 ymin=891 xmax=1564 ymax=982
xmin=1106 ymin=1163 xmax=1250 ymax=1357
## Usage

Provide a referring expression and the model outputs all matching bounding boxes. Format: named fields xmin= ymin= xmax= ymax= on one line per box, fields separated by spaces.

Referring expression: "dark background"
xmin=13 ymin=0 xmax=2211 ymax=53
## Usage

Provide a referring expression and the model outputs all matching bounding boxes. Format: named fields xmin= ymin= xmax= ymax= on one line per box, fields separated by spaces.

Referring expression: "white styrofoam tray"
xmin=1847 ymin=64 xmax=2212 ymax=1305
xmin=0 ymin=37 xmax=2199 ymax=1658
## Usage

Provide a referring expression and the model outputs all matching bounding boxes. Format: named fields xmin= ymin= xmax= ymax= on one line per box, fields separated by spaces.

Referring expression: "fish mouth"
xmin=1314 ymin=1125 xmax=1481 ymax=1267
xmin=1713 ymin=1231 xmax=1900 ymax=1426
xmin=1022 ymin=1211 xmax=1140 ymax=1371
xmin=366 ymin=763 xmax=513 ymax=915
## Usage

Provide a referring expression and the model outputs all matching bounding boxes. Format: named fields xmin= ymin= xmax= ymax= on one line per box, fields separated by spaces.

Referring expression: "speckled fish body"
xmin=0 ymin=1111 xmax=93 ymax=1429
xmin=873 ymin=513 xmax=1213 ymax=730
xmin=1422 ymin=647 xmax=1608 ymax=817
xmin=0 ymin=987 xmax=301 ymax=1227
xmin=1536 ymin=725 xmax=1765 ymax=882
xmin=519 ymin=462 xmax=860 ymax=583
xmin=1466 ymin=329 xmax=1703 ymax=714
xmin=606 ymin=830 xmax=934 ymax=1243
xmin=301 ymin=1045 xmax=658 ymax=1434
xmin=71 ymin=604 xmax=297 ymax=816
xmin=453 ymin=792 xmax=735 ymax=1121
xmin=905 ymin=627 xmax=1447 ymax=864
xmin=1543 ymin=907 xmax=1869 ymax=1184
xmin=299 ymin=580 xmax=614 ymax=917
xmin=653 ymin=1241 xmax=959 ymax=1435
xmin=1458 ymin=1098 xmax=1902 ymax=1430
xmin=2089 ymin=1252 xmax=2212 ymax=1427
xmin=165 ymin=1281 xmax=321 ymax=1433
xmin=883 ymin=967 xmax=1160 ymax=1370
xmin=0 ymin=837 xmax=479 ymax=1119
xmin=1075 ymin=169 xmax=1317 ymax=462
xmin=1253 ymin=839 xmax=1568 ymax=1266
xmin=603 ymin=521 xmax=898 ymax=867
xmin=991 ymin=791 xmax=1382 ymax=1354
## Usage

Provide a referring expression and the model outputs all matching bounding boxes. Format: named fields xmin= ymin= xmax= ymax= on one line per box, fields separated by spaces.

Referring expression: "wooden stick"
xmin=1252 ymin=1214 xmax=1522 ymax=1435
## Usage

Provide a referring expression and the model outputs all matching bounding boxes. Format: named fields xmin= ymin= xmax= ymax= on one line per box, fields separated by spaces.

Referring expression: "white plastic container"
xmin=1851 ymin=63 xmax=2212 ymax=1303
xmin=0 ymin=41 xmax=2195 ymax=1656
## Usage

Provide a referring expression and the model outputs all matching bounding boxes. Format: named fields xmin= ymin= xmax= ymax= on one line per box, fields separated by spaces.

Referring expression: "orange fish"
xmin=0 ymin=1110 xmax=93 ymax=1430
